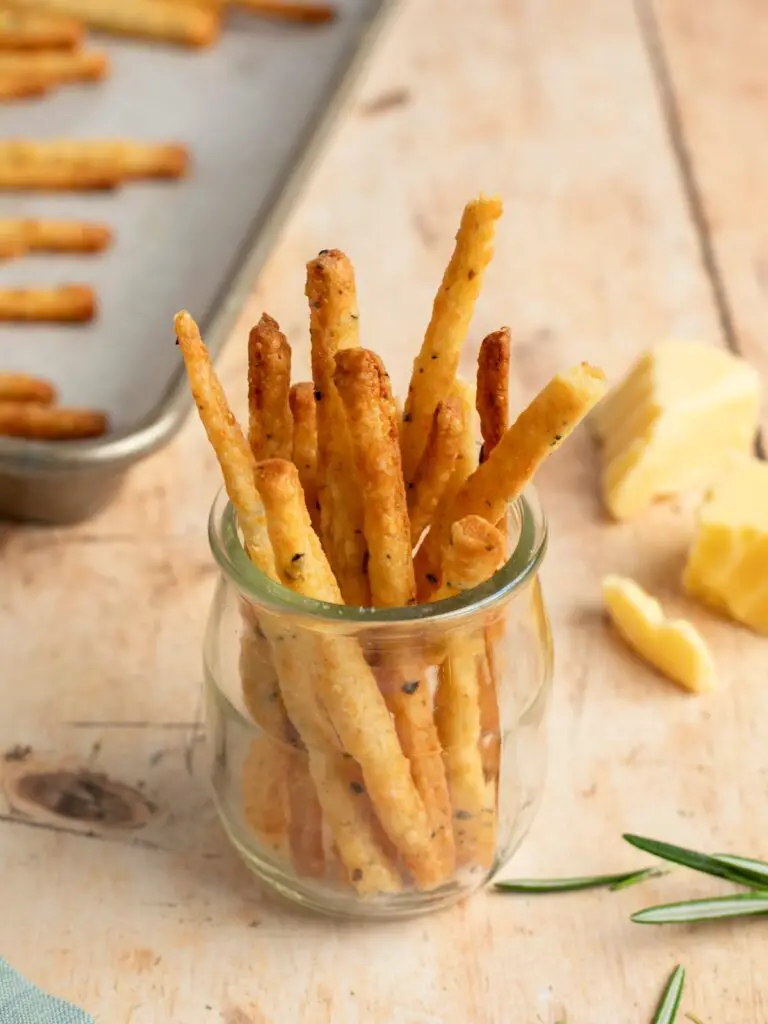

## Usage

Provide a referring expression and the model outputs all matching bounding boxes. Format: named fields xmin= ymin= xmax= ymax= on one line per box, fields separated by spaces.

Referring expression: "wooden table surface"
xmin=2 ymin=1 xmax=767 ymax=1021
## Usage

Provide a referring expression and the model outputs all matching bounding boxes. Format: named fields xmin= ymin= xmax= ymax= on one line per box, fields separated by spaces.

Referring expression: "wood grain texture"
xmin=645 ymin=0 xmax=768 ymax=439
xmin=1 ymin=0 xmax=767 ymax=1021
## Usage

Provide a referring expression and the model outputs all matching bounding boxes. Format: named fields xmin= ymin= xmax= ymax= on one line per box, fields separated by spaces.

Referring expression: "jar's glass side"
xmin=493 ymin=576 xmax=554 ymax=871
xmin=203 ymin=489 xmax=553 ymax=919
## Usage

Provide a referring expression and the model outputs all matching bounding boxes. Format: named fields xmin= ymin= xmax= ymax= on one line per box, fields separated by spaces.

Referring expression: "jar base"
xmin=220 ymin=817 xmax=490 ymax=921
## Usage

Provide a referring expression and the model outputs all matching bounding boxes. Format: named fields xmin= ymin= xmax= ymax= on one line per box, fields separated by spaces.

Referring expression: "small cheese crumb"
xmin=602 ymin=575 xmax=716 ymax=692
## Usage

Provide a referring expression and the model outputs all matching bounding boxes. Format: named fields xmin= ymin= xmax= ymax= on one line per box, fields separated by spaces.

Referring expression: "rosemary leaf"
xmin=713 ymin=852 xmax=768 ymax=889
xmin=624 ymin=834 xmax=763 ymax=888
xmin=610 ymin=867 xmax=668 ymax=891
xmin=494 ymin=868 xmax=650 ymax=894
xmin=685 ymin=1014 xmax=707 ymax=1024
xmin=633 ymin=893 xmax=768 ymax=925
xmin=652 ymin=965 xmax=685 ymax=1024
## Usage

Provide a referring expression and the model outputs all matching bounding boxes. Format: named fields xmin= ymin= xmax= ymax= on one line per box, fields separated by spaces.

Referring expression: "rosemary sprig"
xmin=652 ymin=965 xmax=685 ymax=1024
xmin=624 ymin=834 xmax=768 ymax=889
xmin=494 ymin=866 xmax=657 ymax=894
xmin=633 ymin=893 xmax=768 ymax=925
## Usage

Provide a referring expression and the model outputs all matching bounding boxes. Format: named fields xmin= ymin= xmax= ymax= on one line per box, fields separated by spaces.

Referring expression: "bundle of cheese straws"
xmin=177 ymin=195 xmax=608 ymax=896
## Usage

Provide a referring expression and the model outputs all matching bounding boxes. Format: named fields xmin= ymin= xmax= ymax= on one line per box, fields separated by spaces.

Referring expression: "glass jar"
xmin=203 ymin=486 xmax=553 ymax=919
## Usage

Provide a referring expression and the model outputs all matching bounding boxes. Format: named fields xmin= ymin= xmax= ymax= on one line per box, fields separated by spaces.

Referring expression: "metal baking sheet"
xmin=0 ymin=0 xmax=394 ymax=522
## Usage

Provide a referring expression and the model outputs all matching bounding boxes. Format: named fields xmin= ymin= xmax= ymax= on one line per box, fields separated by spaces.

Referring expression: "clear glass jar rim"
xmin=208 ymin=486 xmax=548 ymax=626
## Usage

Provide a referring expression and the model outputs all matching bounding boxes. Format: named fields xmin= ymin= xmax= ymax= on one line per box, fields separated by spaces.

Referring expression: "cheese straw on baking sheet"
xmin=0 ymin=50 xmax=109 ymax=84
xmin=0 ymin=72 xmax=49 ymax=101
xmin=232 ymin=0 xmax=335 ymax=23
xmin=0 ymin=140 xmax=189 ymax=182
xmin=0 ymin=372 xmax=56 ymax=404
xmin=0 ymin=285 xmax=95 ymax=322
xmin=0 ymin=402 xmax=107 ymax=439
xmin=0 ymin=164 xmax=121 ymax=190
xmin=2 ymin=0 xmax=220 ymax=46
xmin=0 ymin=218 xmax=112 ymax=257
xmin=0 ymin=7 xmax=83 ymax=49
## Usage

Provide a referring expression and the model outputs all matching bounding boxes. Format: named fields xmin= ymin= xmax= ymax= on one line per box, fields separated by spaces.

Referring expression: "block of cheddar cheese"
xmin=683 ymin=455 xmax=768 ymax=634
xmin=591 ymin=341 xmax=760 ymax=520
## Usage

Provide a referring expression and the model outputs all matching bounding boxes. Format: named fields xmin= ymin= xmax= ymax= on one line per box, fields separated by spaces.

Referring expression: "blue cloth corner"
xmin=0 ymin=959 xmax=94 ymax=1024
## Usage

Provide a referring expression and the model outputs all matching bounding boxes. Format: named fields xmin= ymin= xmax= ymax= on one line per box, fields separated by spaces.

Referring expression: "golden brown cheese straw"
xmin=24 ymin=218 xmax=111 ymax=253
xmin=476 ymin=642 xmax=501 ymax=784
xmin=255 ymin=459 xmax=344 ymax=603
xmin=0 ymin=401 xmax=106 ymax=439
xmin=0 ymin=218 xmax=112 ymax=255
xmin=0 ymin=163 xmax=121 ymax=190
xmin=242 ymin=737 xmax=290 ymax=859
xmin=175 ymin=310 xmax=277 ymax=579
xmin=334 ymin=348 xmax=455 ymax=877
xmin=431 ymin=516 xmax=507 ymax=602
xmin=0 ymin=140 xmax=189 ymax=180
xmin=259 ymin=626 xmax=333 ymax=876
xmin=248 ymin=313 xmax=293 ymax=461
xmin=254 ymin=459 xmax=402 ymax=894
xmin=333 ymin=348 xmax=414 ymax=609
xmin=176 ymin=312 xmax=299 ymax=864
xmin=239 ymin=629 xmax=292 ymax=855
xmin=0 ymin=50 xmax=109 ymax=83
xmin=417 ymin=363 xmax=608 ymax=592
xmin=232 ymin=0 xmax=335 ymax=21
xmin=287 ymin=760 xmax=325 ymax=879
xmin=432 ymin=515 xmax=506 ymax=867
xmin=415 ymin=377 xmax=477 ymax=600
xmin=307 ymin=752 xmax=400 ymax=895
xmin=0 ymin=371 xmax=56 ymax=404
xmin=289 ymin=381 xmax=320 ymax=532
xmin=400 ymin=195 xmax=503 ymax=482
xmin=433 ymin=510 xmax=504 ymax=784
xmin=255 ymin=457 xmax=445 ymax=888
xmin=311 ymin=628 xmax=446 ymax=887
xmin=0 ymin=8 xmax=83 ymax=49
xmin=0 ymin=284 xmax=95 ymax=322
xmin=0 ymin=224 xmax=27 ymax=257
xmin=407 ymin=395 xmax=462 ymax=546
xmin=476 ymin=326 xmax=510 ymax=462
xmin=306 ymin=248 xmax=370 ymax=606
xmin=2 ymin=0 xmax=220 ymax=46
xmin=0 ymin=72 xmax=50 ymax=99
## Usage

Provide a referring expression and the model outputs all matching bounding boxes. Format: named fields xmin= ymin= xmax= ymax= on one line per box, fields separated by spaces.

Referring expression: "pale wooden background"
xmin=2 ymin=0 xmax=767 ymax=1021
